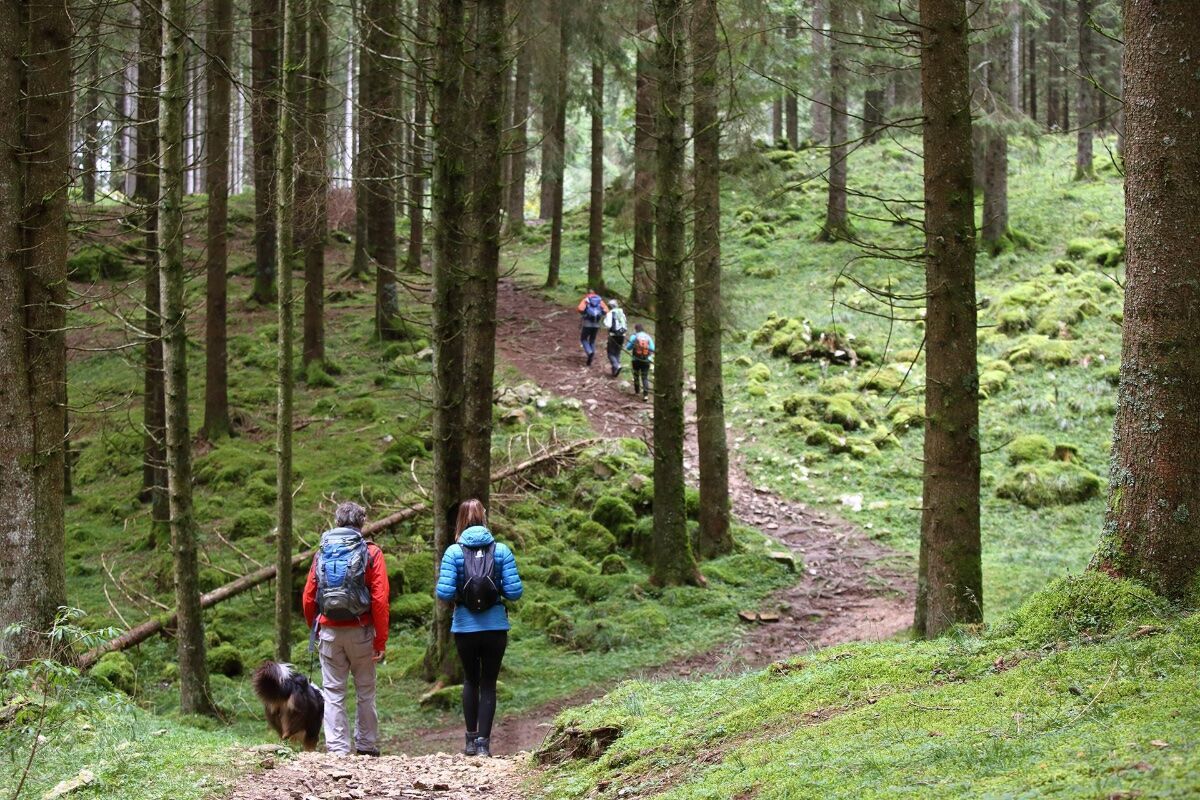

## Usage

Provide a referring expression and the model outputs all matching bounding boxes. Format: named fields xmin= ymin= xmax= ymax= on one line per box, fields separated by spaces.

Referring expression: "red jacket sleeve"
xmin=367 ymin=544 xmax=390 ymax=651
xmin=302 ymin=558 xmax=319 ymax=628
xmin=577 ymin=297 xmax=587 ymax=312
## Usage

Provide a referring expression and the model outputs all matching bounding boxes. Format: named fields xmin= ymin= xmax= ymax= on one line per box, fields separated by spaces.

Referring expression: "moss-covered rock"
xmin=1007 ymin=434 xmax=1053 ymax=465
xmin=572 ymin=520 xmax=618 ymax=561
xmin=345 ymin=397 xmax=380 ymax=420
xmin=1004 ymin=335 xmax=1074 ymax=366
xmin=599 ymin=554 xmax=628 ymax=575
xmin=997 ymin=573 xmax=1170 ymax=645
xmin=520 ymin=601 xmax=573 ymax=643
xmin=996 ymin=461 xmax=1102 ymax=508
xmin=746 ymin=363 xmax=772 ymax=383
xmin=591 ymin=495 xmax=636 ymax=542
xmin=207 ymin=643 xmax=245 ymax=677
xmin=92 ymin=651 xmax=137 ymax=694
xmin=68 ymin=245 xmax=130 ymax=281
xmin=228 ymin=507 xmax=272 ymax=540
xmin=857 ymin=364 xmax=906 ymax=393
xmin=390 ymin=592 xmax=434 ymax=627
xmin=304 ymin=360 xmax=336 ymax=388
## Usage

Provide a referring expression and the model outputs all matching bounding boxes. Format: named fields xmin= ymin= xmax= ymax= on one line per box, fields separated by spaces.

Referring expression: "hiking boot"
xmin=642 ymin=393 xmax=649 ymax=402
xmin=357 ymin=749 xmax=381 ymax=758
xmin=614 ymin=365 xmax=622 ymax=377
xmin=464 ymin=732 xmax=479 ymax=757
xmin=474 ymin=736 xmax=492 ymax=757
xmin=586 ymin=352 xmax=595 ymax=367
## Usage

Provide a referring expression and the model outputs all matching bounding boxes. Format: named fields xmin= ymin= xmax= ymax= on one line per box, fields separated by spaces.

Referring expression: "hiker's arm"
xmin=577 ymin=298 xmax=586 ymax=312
xmin=367 ymin=547 xmax=390 ymax=652
xmin=600 ymin=301 xmax=609 ymax=314
xmin=435 ymin=547 xmax=459 ymax=602
xmin=500 ymin=546 xmax=524 ymax=601
xmin=302 ymin=559 xmax=319 ymax=628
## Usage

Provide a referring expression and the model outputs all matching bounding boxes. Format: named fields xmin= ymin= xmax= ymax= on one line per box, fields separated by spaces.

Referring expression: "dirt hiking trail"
xmin=229 ymin=280 xmax=915 ymax=797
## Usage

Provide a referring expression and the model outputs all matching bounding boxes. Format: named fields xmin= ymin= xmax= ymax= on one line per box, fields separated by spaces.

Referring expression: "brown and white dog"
xmin=251 ymin=661 xmax=324 ymax=751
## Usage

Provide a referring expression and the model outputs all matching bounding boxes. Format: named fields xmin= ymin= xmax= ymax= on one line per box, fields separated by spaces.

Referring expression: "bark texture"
xmin=1095 ymin=1 xmax=1200 ymax=603
xmin=692 ymin=0 xmax=731 ymax=559
xmin=461 ymin=0 xmax=507 ymax=505
xmin=203 ymin=0 xmax=234 ymax=439
xmin=405 ymin=0 xmax=430 ymax=273
xmin=251 ymin=0 xmax=281 ymax=303
xmin=363 ymin=0 xmax=400 ymax=336
xmin=981 ymin=8 xmax=1010 ymax=255
xmin=630 ymin=0 xmax=656 ymax=312
xmin=301 ymin=0 xmax=330 ymax=364
xmin=160 ymin=0 xmax=215 ymax=712
xmin=505 ymin=3 xmax=530 ymax=235
xmin=915 ymin=0 xmax=982 ymax=638
xmin=425 ymin=0 xmax=467 ymax=684
xmin=0 ymin=0 xmax=70 ymax=663
xmin=651 ymin=0 xmax=701 ymax=587
xmin=1074 ymin=0 xmax=1093 ymax=179
xmin=818 ymin=0 xmax=849 ymax=241
xmin=544 ymin=13 xmax=568 ymax=289
xmin=809 ymin=0 xmax=829 ymax=142
xmin=586 ymin=60 xmax=605 ymax=292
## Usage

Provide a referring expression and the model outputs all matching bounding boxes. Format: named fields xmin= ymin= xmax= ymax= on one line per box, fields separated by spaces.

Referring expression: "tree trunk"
xmin=1027 ymin=21 xmax=1037 ymax=122
xmin=137 ymin=0 xmax=168 ymax=536
xmin=818 ymin=0 xmax=849 ymax=241
xmin=302 ymin=0 xmax=330 ymax=364
xmin=425 ymin=0 xmax=467 ymax=685
xmin=544 ymin=13 xmax=568 ymax=289
xmin=810 ymin=0 xmax=830 ymax=143
xmin=784 ymin=13 xmax=798 ymax=149
xmin=537 ymin=2 xmax=562 ymax=221
xmin=0 ymin=0 xmax=70 ymax=663
xmin=161 ymin=0 xmax=216 ymax=713
xmin=364 ymin=0 xmax=401 ymax=337
xmin=692 ymin=0 xmax=731 ymax=560
xmin=1046 ymin=5 xmax=1061 ymax=130
xmin=981 ymin=11 xmax=1010 ymax=255
xmin=251 ymin=0 xmax=280 ymax=303
xmin=915 ymin=0 xmax=982 ymax=638
xmin=1074 ymin=0 xmax=1093 ymax=179
xmin=81 ymin=19 xmax=100 ymax=202
xmin=460 ymin=0 xmax=506 ymax=506
xmin=586 ymin=60 xmax=604 ymax=292
xmin=651 ymin=0 xmax=701 ymax=588
xmin=202 ymin=0 xmax=234 ymax=440
xmin=350 ymin=20 xmax=370 ymax=279
xmin=505 ymin=3 xmax=530 ymax=235
xmin=771 ymin=94 xmax=783 ymax=145
xmin=863 ymin=89 xmax=884 ymax=143
xmin=630 ymin=0 xmax=655 ymax=312
xmin=274 ymin=0 xmax=297 ymax=663
xmin=1095 ymin=1 xmax=1200 ymax=603
xmin=405 ymin=0 xmax=430 ymax=273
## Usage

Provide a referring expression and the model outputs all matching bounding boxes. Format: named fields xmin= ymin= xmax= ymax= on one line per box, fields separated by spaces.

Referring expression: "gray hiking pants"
xmin=318 ymin=625 xmax=378 ymax=755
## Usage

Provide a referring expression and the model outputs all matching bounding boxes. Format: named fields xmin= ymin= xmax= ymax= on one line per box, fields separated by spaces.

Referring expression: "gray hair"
xmin=334 ymin=501 xmax=367 ymax=530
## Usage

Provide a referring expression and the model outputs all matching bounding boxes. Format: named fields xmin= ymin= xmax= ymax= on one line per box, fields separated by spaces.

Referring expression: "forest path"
xmin=398 ymin=281 xmax=915 ymax=756
xmin=227 ymin=749 xmax=527 ymax=799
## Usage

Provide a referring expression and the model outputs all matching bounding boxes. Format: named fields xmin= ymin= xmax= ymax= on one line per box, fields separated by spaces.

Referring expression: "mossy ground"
xmin=51 ymin=193 xmax=794 ymax=790
xmin=538 ymin=576 xmax=1200 ymax=799
xmin=509 ymin=133 xmax=1126 ymax=620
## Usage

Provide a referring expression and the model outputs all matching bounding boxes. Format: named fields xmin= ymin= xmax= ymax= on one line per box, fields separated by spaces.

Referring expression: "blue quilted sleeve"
xmin=497 ymin=544 xmax=523 ymax=601
xmin=435 ymin=545 xmax=460 ymax=601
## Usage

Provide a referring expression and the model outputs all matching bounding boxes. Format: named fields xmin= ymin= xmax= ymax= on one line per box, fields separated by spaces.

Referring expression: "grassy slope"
xmin=539 ymin=575 xmax=1200 ymax=798
xmin=511 ymin=132 xmax=1124 ymax=619
xmin=47 ymin=190 xmax=793 ymax=790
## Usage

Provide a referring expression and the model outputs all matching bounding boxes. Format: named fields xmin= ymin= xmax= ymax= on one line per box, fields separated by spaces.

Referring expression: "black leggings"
xmin=455 ymin=630 xmax=508 ymax=738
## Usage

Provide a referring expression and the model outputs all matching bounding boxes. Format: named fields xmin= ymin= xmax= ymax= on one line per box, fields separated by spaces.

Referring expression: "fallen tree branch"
xmin=78 ymin=437 xmax=595 ymax=669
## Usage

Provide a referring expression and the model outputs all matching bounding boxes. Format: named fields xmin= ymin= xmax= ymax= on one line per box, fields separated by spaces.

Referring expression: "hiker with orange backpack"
xmin=625 ymin=323 xmax=655 ymax=401
xmin=577 ymin=289 xmax=609 ymax=367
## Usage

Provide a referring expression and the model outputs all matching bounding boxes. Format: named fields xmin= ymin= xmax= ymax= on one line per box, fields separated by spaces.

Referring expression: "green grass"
xmin=508 ymin=132 xmax=1126 ymax=620
xmin=537 ymin=575 xmax=1200 ymax=799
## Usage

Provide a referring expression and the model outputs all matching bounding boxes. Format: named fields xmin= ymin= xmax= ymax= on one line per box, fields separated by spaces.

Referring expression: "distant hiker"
xmin=603 ymin=299 xmax=628 ymax=377
xmin=577 ymin=289 xmax=609 ymax=367
xmin=302 ymin=501 xmax=390 ymax=757
xmin=435 ymin=499 xmax=524 ymax=758
xmin=625 ymin=323 xmax=655 ymax=401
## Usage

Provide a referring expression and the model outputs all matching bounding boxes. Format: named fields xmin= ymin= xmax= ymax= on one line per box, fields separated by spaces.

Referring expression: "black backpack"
xmin=458 ymin=543 xmax=502 ymax=613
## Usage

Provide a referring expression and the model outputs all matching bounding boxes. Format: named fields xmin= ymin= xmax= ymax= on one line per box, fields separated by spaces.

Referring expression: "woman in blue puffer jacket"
xmin=435 ymin=498 xmax=523 ymax=758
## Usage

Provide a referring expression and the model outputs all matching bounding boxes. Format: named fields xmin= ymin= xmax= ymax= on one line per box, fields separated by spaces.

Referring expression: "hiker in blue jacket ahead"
xmin=435 ymin=499 xmax=523 ymax=758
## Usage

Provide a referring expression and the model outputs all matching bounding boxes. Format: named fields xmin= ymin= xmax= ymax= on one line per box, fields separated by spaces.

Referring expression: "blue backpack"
xmin=583 ymin=295 xmax=604 ymax=323
xmin=315 ymin=528 xmax=372 ymax=621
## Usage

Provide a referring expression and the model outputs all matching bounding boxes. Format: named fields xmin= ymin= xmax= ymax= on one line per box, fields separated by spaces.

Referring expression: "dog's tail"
xmin=252 ymin=661 xmax=295 ymax=704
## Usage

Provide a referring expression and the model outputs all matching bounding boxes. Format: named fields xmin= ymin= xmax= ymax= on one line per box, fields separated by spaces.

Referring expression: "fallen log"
xmin=79 ymin=437 xmax=595 ymax=669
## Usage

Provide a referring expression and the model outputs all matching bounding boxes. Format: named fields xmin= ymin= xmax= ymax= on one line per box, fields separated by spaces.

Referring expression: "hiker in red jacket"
xmin=303 ymin=502 xmax=390 ymax=756
xmin=577 ymin=289 xmax=609 ymax=367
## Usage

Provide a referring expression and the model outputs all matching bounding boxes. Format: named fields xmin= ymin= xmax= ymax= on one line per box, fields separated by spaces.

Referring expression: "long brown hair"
xmin=455 ymin=499 xmax=486 ymax=536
